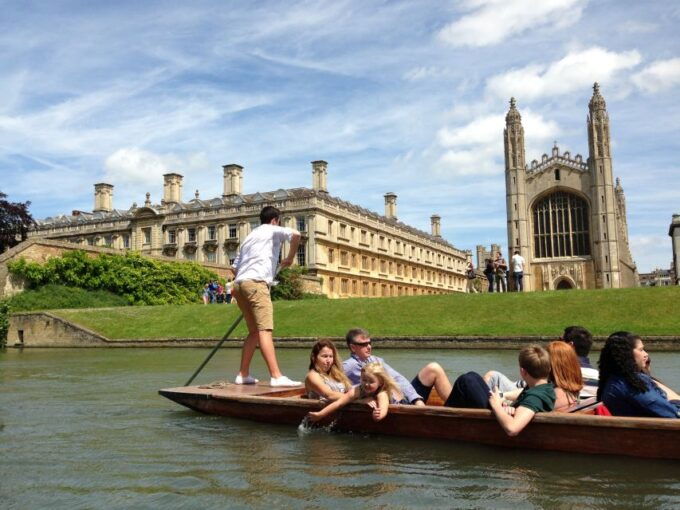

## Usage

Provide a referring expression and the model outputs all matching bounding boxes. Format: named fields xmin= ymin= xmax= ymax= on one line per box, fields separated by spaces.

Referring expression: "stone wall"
xmin=8 ymin=312 xmax=110 ymax=347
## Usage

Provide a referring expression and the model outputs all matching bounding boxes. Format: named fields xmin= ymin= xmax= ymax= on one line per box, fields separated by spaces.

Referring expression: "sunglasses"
xmin=351 ymin=340 xmax=372 ymax=347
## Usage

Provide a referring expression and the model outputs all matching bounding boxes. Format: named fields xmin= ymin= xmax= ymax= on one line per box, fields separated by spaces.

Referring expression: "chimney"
xmin=384 ymin=192 xmax=397 ymax=220
xmin=311 ymin=160 xmax=328 ymax=193
xmin=223 ymin=164 xmax=244 ymax=197
xmin=93 ymin=183 xmax=114 ymax=212
xmin=163 ymin=173 xmax=183 ymax=204
xmin=430 ymin=214 xmax=441 ymax=237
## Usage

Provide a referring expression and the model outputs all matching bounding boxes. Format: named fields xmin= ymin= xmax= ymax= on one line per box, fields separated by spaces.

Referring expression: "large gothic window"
xmin=532 ymin=192 xmax=590 ymax=258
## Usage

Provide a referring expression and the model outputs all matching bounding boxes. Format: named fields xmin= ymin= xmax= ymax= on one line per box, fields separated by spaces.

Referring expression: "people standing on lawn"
xmin=225 ymin=280 xmax=233 ymax=304
xmin=484 ymin=258 xmax=495 ymax=293
xmin=511 ymin=250 xmax=525 ymax=292
xmin=494 ymin=252 xmax=508 ymax=292
xmin=231 ymin=205 xmax=302 ymax=387
xmin=466 ymin=261 xmax=478 ymax=293
xmin=342 ymin=328 xmax=453 ymax=406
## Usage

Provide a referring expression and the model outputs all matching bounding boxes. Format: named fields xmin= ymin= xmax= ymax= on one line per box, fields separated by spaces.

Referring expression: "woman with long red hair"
xmin=547 ymin=341 xmax=583 ymax=411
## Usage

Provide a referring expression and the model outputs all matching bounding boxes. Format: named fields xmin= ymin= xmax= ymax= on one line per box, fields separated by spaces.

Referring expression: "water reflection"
xmin=1 ymin=348 xmax=679 ymax=509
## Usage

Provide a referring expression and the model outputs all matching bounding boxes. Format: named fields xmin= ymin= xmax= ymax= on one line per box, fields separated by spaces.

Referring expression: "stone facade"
xmin=29 ymin=161 xmax=469 ymax=298
xmin=670 ymin=214 xmax=680 ymax=285
xmin=504 ymin=84 xmax=638 ymax=291
xmin=639 ymin=268 xmax=674 ymax=287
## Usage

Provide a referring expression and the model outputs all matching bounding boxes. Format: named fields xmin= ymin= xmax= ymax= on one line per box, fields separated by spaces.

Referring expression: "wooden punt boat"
xmin=159 ymin=383 xmax=680 ymax=460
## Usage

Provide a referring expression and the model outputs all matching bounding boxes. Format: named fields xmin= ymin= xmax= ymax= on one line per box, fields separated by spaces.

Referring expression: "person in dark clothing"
xmin=483 ymin=258 xmax=495 ymax=293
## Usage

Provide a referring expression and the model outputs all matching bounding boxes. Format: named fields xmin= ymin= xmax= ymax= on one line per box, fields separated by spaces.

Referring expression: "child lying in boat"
xmin=307 ymin=362 xmax=403 ymax=423
xmin=446 ymin=345 xmax=556 ymax=437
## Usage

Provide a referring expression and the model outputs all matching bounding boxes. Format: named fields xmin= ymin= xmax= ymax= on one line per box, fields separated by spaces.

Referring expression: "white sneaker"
xmin=234 ymin=374 xmax=259 ymax=385
xmin=270 ymin=375 xmax=302 ymax=387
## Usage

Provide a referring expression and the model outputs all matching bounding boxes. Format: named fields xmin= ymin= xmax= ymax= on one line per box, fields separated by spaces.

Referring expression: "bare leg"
xmin=417 ymin=362 xmax=453 ymax=402
xmin=257 ymin=330 xmax=283 ymax=379
xmin=238 ymin=329 xmax=260 ymax=377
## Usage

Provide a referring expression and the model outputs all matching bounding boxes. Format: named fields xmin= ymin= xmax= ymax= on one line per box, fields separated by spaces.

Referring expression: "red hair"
xmin=548 ymin=341 xmax=583 ymax=394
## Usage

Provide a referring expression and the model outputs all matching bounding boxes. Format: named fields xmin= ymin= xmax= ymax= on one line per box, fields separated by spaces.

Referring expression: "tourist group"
xmin=228 ymin=205 xmax=679 ymax=434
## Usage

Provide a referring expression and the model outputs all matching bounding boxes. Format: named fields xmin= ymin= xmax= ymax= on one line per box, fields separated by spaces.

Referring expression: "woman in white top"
xmin=305 ymin=340 xmax=352 ymax=401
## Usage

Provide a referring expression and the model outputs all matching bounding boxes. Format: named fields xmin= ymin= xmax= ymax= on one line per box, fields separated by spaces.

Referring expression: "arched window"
xmin=532 ymin=192 xmax=590 ymax=258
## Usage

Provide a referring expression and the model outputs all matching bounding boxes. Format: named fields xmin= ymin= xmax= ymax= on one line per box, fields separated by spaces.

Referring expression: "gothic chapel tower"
xmin=587 ymin=83 xmax=621 ymax=288
xmin=504 ymin=98 xmax=532 ymax=290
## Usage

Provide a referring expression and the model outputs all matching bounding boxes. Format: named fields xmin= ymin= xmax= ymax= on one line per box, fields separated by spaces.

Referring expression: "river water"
xmin=1 ymin=347 xmax=679 ymax=509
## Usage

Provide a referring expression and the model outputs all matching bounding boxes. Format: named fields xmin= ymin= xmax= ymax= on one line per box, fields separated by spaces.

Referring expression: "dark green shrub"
xmin=8 ymin=251 xmax=218 ymax=305
xmin=270 ymin=266 xmax=307 ymax=301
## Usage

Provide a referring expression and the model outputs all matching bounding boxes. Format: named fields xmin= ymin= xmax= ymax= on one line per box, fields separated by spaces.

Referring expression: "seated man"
xmin=342 ymin=328 xmax=452 ymax=406
xmin=448 ymin=345 xmax=556 ymax=437
xmin=561 ymin=325 xmax=598 ymax=397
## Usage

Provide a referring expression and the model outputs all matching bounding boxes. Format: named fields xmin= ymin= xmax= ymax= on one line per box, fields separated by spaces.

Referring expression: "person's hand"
xmin=503 ymin=404 xmax=516 ymax=416
xmin=413 ymin=399 xmax=426 ymax=407
xmin=307 ymin=411 xmax=323 ymax=422
xmin=279 ymin=257 xmax=294 ymax=268
xmin=368 ymin=401 xmax=382 ymax=421
xmin=488 ymin=388 xmax=502 ymax=409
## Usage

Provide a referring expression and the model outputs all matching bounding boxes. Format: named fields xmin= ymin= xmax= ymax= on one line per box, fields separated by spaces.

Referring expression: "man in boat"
xmin=231 ymin=205 xmax=302 ymax=387
xmin=342 ymin=328 xmax=453 ymax=405
xmin=561 ymin=326 xmax=598 ymax=396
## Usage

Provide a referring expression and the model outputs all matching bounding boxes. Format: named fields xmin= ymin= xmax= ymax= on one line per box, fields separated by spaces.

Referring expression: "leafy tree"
xmin=0 ymin=191 xmax=35 ymax=253
xmin=8 ymin=250 xmax=218 ymax=305
xmin=270 ymin=266 xmax=307 ymax=301
xmin=0 ymin=300 xmax=8 ymax=346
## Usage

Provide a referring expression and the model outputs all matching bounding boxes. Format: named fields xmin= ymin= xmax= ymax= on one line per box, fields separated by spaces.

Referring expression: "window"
xmin=340 ymin=251 xmax=349 ymax=266
xmin=361 ymin=230 xmax=367 ymax=243
xmin=351 ymin=254 xmax=356 ymax=268
xmin=228 ymin=224 xmax=238 ymax=238
xmin=362 ymin=256 xmax=369 ymax=270
xmin=555 ymin=169 xmax=561 ymax=180
xmin=532 ymin=191 xmax=590 ymax=258
xmin=104 ymin=235 xmax=112 ymax=247
xmin=328 ymin=248 xmax=334 ymax=264
xmin=206 ymin=251 xmax=216 ymax=263
xmin=249 ymin=220 xmax=259 ymax=232
xmin=168 ymin=229 xmax=177 ymax=244
xmin=297 ymin=241 xmax=306 ymax=266
xmin=380 ymin=260 xmax=387 ymax=273
xmin=208 ymin=226 xmax=216 ymax=240
xmin=122 ymin=235 xmax=130 ymax=249
xmin=362 ymin=281 xmax=369 ymax=296
xmin=329 ymin=277 xmax=335 ymax=292
xmin=328 ymin=220 xmax=333 ymax=236
xmin=352 ymin=280 xmax=357 ymax=294
xmin=341 ymin=279 xmax=349 ymax=294
xmin=339 ymin=224 xmax=347 ymax=238
xmin=87 ymin=237 xmax=95 ymax=246
xmin=143 ymin=227 xmax=151 ymax=244
xmin=188 ymin=228 xmax=196 ymax=243
xmin=296 ymin=216 xmax=306 ymax=232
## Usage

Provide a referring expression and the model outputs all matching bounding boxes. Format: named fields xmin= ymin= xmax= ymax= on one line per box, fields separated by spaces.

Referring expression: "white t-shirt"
xmin=233 ymin=224 xmax=295 ymax=284
xmin=511 ymin=254 xmax=525 ymax=272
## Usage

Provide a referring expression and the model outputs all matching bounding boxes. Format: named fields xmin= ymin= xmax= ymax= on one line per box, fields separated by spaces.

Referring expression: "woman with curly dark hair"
xmin=598 ymin=332 xmax=679 ymax=418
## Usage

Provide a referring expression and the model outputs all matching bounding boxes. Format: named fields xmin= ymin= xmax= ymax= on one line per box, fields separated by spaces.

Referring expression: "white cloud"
xmin=438 ymin=0 xmax=588 ymax=47
xmin=631 ymin=58 xmax=680 ymax=93
xmin=403 ymin=66 xmax=446 ymax=81
xmin=486 ymin=47 xmax=642 ymax=101
xmin=435 ymin=110 xmax=560 ymax=176
xmin=629 ymin=234 xmax=673 ymax=273
xmin=103 ymin=148 xmax=171 ymax=187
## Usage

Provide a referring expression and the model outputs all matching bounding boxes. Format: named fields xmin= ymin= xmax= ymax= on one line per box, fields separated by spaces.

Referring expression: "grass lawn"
xmin=50 ymin=286 xmax=680 ymax=340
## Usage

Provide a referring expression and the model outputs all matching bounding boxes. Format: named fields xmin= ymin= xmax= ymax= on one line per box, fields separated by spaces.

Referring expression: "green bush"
xmin=8 ymin=251 xmax=218 ymax=305
xmin=0 ymin=300 xmax=8 ymax=346
xmin=8 ymin=284 xmax=128 ymax=312
xmin=270 ymin=266 xmax=307 ymax=301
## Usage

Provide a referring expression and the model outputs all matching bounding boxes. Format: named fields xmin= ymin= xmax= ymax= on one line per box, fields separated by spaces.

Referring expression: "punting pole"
xmin=184 ymin=313 xmax=244 ymax=386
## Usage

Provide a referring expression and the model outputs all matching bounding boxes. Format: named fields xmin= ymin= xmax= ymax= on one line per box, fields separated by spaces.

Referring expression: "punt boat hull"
xmin=159 ymin=384 xmax=680 ymax=460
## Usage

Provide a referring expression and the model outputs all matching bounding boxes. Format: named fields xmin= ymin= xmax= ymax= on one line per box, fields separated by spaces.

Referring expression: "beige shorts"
xmin=232 ymin=280 xmax=273 ymax=331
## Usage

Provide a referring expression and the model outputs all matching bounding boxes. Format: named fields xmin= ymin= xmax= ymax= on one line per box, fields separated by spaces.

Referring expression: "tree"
xmin=0 ymin=191 xmax=35 ymax=253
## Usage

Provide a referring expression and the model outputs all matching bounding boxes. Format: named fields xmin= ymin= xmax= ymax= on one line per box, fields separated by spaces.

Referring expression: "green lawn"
xmin=49 ymin=286 xmax=680 ymax=340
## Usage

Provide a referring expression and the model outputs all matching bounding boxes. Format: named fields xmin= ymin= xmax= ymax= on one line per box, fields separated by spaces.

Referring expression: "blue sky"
xmin=1 ymin=0 xmax=679 ymax=272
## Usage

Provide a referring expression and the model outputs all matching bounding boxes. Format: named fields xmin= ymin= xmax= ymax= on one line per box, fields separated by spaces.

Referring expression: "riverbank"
xmin=6 ymin=287 xmax=680 ymax=347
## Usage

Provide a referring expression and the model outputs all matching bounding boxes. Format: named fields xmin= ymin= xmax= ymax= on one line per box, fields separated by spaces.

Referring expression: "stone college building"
xmin=30 ymin=161 xmax=470 ymax=298
xmin=504 ymin=84 xmax=638 ymax=291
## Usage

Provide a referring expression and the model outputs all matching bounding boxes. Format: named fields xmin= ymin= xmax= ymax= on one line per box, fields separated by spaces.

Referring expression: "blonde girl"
xmin=307 ymin=362 xmax=403 ymax=423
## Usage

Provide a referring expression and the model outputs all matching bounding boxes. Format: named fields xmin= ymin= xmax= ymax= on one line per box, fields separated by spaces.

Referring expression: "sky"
xmin=1 ymin=0 xmax=679 ymax=272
